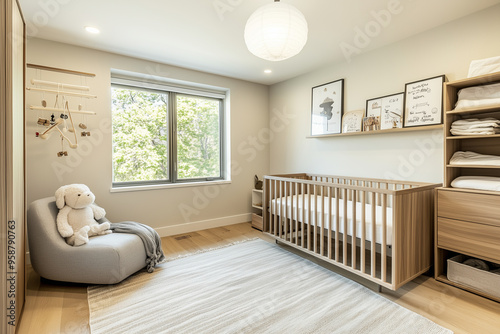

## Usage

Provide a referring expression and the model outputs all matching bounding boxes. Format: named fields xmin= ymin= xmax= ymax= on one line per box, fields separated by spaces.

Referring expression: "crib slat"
xmin=391 ymin=194 xmax=396 ymax=286
xmin=376 ymin=182 xmax=381 ymax=206
xmin=290 ymin=181 xmax=293 ymax=242
xmin=290 ymin=182 xmax=297 ymax=243
xmin=279 ymin=180 xmax=283 ymax=238
xmin=320 ymin=186 xmax=325 ymax=256
xmin=352 ymin=189 xmax=357 ymax=270
xmin=273 ymin=179 xmax=278 ymax=236
xmin=281 ymin=181 xmax=290 ymax=240
xmin=301 ymin=183 xmax=305 ymax=248
xmin=288 ymin=181 xmax=292 ymax=242
xmin=313 ymin=185 xmax=318 ymax=254
xmin=327 ymin=187 xmax=332 ymax=259
xmin=382 ymin=193 xmax=387 ymax=283
xmin=290 ymin=181 xmax=295 ymax=242
xmin=307 ymin=184 xmax=312 ymax=251
xmin=343 ymin=188 xmax=348 ymax=265
xmin=335 ymin=187 xmax=340 ymax=262
xmin=289 ymin=181 xmax=292 ymax=241
xmin=371 ymin=192 xmax=376 ymax=278
xmin=295 ymin=182 xmax=299 ymax=246
xmin=361 ymin=191 xmax=366 ymax=274
xmin=284 ymin=181 xmax=288 ymax=241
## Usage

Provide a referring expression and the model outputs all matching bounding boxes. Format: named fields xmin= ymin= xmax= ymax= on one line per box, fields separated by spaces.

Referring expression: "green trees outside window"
xmin=176 ymin=95 xmax=221 ymax=180
xmin=112 ymin=85 xmax=223 ymax=185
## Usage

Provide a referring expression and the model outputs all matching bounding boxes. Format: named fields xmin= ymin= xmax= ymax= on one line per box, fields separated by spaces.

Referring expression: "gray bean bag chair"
xmin=27 ymin=197 xmax=147 ymax=284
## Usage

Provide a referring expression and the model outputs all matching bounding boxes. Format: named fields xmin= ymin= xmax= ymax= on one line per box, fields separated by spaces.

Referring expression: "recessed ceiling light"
xmin=85 ymin=26 xmax=100 ymax=34
xmin=264 ymin=69 xmax=272 ymax=74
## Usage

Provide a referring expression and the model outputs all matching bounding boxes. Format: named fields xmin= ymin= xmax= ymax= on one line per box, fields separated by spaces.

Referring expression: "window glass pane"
xmin=112 ymin=86 xmax=169 ymax=182
xmin=176 ymin=95 xmax=221 ymax=179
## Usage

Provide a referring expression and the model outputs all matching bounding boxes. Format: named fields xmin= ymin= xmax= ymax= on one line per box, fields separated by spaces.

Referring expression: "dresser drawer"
xmin=437 ymin=217 xmax=500 ymax=263
xmin=437 ymin=189 xmax=500 ymax=227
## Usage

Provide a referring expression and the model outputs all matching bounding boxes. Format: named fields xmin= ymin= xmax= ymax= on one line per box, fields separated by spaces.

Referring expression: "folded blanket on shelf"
xmin=450 ymin=128 xmax=500 ymax=135
xmin=450 ymin=151 xmax=500 ymax=166
xmin=450 ymin=118 xmax=500 ymax=135
xmin=451 ymin=118 xmax=500 ymax=129
xmin=452 ymin=124 xmax=500 ymax=131
xmin=468 ymin=56 xmax=500 ymax=78
xmin=451 ymin=176 xmax=500 ymax=192
xmin=453 ymin=82 xmax=500 ymax=111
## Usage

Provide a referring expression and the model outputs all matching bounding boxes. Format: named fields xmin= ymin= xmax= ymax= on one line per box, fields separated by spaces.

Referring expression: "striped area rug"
xmin=88 ymin=239 xmax=452 ymax=334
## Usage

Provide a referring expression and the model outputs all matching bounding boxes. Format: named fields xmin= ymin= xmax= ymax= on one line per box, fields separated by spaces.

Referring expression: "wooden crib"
xmin=263 ymin=173 xmax=441 ymax=290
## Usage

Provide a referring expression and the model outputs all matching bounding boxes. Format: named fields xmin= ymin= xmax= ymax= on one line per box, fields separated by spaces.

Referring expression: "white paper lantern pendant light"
xmin=244 ymin=0 xmax=308 ymax=61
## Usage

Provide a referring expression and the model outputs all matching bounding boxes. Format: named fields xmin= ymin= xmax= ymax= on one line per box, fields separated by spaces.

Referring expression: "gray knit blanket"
xmin=110 ymin=221 xmax=166 ymax=272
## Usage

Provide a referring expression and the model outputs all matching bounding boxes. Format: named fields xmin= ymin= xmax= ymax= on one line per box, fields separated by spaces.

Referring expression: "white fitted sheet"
xmin=270 ymin=195 xmax=392 ymax=245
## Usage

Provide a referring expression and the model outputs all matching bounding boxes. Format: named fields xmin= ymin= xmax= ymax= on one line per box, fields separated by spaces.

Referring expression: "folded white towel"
xmin=450 ymin=151 xmax=500 ymax=166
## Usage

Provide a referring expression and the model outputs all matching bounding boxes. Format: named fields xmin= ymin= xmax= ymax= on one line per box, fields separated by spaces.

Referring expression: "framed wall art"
xmin=366 ymin=92 xmax=404 ymax=130
xmin=404 ymin=75 xmax=445 ymax=127
xmin=311 ymin=79 xmax=344 ymax=135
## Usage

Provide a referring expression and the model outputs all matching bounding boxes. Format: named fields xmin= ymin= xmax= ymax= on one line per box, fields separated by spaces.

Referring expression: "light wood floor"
xmin=17 ymin=223 xmax=500 ymax=334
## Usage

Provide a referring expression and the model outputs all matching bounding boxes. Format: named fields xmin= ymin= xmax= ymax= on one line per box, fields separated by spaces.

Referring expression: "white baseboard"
xmin=155 ymin=213 xmax=252 ymax=237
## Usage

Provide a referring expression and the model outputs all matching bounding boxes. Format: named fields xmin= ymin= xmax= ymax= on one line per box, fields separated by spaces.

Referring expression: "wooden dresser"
xmin=435 ymin=72 xmax=500 ymax=302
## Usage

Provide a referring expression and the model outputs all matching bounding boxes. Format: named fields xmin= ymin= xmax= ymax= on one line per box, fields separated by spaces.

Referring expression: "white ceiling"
xmin=19 ymin=0 xmax=500 ymax=85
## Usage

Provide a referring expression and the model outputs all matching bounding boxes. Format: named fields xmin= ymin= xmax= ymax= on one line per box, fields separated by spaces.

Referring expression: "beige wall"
xmin=26 ymin=38 xmax=270 ymax=235
xmin=269 ymin=5 xmax=500 ymax=183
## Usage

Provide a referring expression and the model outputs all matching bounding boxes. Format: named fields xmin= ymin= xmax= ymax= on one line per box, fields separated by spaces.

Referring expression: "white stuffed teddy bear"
xmin=55 ymin=184 xmax=112 ymax=246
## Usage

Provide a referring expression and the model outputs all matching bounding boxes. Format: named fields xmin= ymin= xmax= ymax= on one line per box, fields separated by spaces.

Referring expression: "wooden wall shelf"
xmin=307 ymin=124 xmax=443 ymax=138
xmin=446 ymin=105 xmax=500 ymax=115
xmin=446 ymin=164 xmax=500 ymax=169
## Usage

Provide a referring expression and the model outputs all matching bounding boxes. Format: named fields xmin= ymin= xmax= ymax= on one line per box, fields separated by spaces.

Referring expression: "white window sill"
xmin=110 ymin=179 xmax=232 ymax=193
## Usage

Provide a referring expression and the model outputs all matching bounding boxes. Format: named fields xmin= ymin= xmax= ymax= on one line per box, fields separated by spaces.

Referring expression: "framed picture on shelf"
xmin=404 ymin=75 xmax=445 ymax=127
xmin=366 ymin=92 xmax=404 ymax=130
xmin=311 ymin=79 xmax=344 ymax=135
xmin=363 ymin=116 xmax=381 ymax=131
xmin=342 ymin=109 xmax=364 ymax=133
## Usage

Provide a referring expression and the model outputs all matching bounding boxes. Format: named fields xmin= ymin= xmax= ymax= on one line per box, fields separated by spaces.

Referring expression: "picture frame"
xmin=404 ymin=75 xmax=445 ymax=127
xmin=363 ymin=116 xmax=381 ymax=132
xmin=342 ymin=109 xmax=364 ymax=133
xmin=366 ymin=92 xmax=404 ymax=130
xmin=311 ymin=79 xmax=344 ymax=135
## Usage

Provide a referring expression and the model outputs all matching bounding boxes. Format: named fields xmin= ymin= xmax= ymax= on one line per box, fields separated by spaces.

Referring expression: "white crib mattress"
xmin=270 ymin=195 xmax=393 ymax=245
